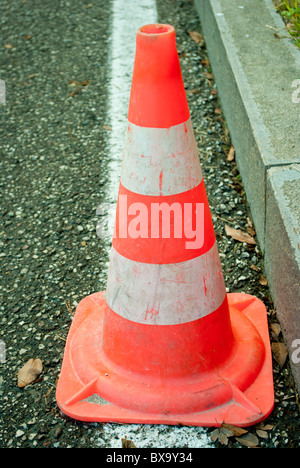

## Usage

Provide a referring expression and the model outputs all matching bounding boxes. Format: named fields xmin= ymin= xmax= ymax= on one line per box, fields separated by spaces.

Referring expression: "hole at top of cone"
xmin=139 ymin=24 xmax=174 ymax=36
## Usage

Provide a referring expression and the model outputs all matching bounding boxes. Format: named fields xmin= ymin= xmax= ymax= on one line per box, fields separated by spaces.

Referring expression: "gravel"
xmin=0 ymin=0 xmax=299 ymax=449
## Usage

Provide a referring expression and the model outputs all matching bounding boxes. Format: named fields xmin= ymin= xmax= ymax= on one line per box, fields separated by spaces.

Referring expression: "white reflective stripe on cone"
xmin=105 ymin=241 xmax=226 ymax=325
xmin=121 ymin=118 xmax=203 ymax=196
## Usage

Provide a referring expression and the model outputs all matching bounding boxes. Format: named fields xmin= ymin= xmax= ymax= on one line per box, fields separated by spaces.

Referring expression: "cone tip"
xmin=138 ymin=24 xmax=175 ymax=37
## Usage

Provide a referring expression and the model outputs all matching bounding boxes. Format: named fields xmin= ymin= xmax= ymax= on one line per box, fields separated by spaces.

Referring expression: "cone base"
xmin=56 ymin=292 xmax=274 ymax=428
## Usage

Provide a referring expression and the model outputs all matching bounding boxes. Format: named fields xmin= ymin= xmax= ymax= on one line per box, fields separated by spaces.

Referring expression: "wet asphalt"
xmin=0 ymin=0 xmax=299 ymax=449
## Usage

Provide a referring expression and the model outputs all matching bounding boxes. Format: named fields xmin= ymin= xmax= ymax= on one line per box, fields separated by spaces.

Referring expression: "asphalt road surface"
xmin=0 ymin=0 xmax=299 ymax=449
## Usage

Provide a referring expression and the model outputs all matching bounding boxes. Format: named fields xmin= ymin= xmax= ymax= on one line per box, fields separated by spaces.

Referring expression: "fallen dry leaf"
xmin=227 ymin=146 xmax=235 ymax=162
xmin=247 ymin=217 xmax=254 ymax=228
xmin=270 ymin=322 xmax=281 ymax=337
xmin=250 ymin=264 xmax=260 ymax=272
xmin=69 ymin=80 xmax=90 ymax=97
xmin=204 ymin=72 xmax=214 ymax=80
xmin=65 ymin=300 xmax=74 ymax=316
xmin=225 ymin=224 xmax=256 ymax=245
xmin=211 ymin=425 xmax=248 ymax=446
xmin=247 ymin=226 xmax=256 ymax=237
xmin=17 ymin=358 xmax=43 ymax=388
xmin=210 ymin=429 xmax=219 ymax=443
xmin=186 ymin=88 xmax=200 ymax=95
xmin=235 ymin=433 xmax=259 ymax=447
xmin=221 ymin=424 xmax=248 ymax=437
xmin=211 ymin=428 xmax=231 ymax=445
xmin=259 ymin=275 xmax=268 ymax=286
xmin=44 ymin=387 xmax=54 ymax=405
xmin=69 ymin=80 xmax=90 ymax=87
xmin=78 ymin=80 xmax=90 ymax=87
xmin=122 ymin=436 xmax=137 ymax=448
xmin=256 ymin=429 xmax=269 ymax=440
xmin=5 ymin=44 xmax=13 ymax=49
xmin=70 ymin=89 xmax=80 ymax=97
xmin=272 ymin=342 xmax=288 ymax=368
xmin=188 ymin=31 xmax=204 ymax=45
xmin=258 ymin=424 xmax=274 ymax=431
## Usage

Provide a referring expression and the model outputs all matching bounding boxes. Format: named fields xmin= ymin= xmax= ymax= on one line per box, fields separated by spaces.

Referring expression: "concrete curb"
xmin=194 ymin=0 xmax=300 ymax=393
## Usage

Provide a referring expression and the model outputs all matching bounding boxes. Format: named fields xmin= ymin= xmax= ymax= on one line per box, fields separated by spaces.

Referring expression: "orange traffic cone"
xmin=56 ymin=24 xmax=274 ymax=427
